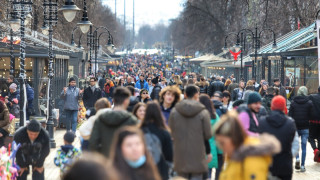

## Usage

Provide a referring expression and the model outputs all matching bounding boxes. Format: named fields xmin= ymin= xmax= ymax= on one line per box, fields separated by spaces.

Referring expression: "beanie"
xmin=151 ymin=78 xmax=158 ymax=85
xmin=9 ymin=83 xmax=17 ymax=91
xmin=69 ymin=77 xmax=76 ymax=83
xmin=271 ymin=95 xmax=286 ymax=112
xmin=247 ymin=92 xmax=262 ymax=104
xmin=64 ymin=131 xmax=75 ymax=143
xmin=27 ymin=120 xmax=41 ymax=132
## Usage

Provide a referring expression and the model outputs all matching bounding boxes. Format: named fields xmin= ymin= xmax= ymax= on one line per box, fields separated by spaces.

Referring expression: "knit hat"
xmin=271 ymin=95 xmax=286 ymax=112
xmin=9 ymin=83 xmax=17 ymax=91
xmin=247 ymin=92 xmax=262 ymax=104
xmin=151 ymin=78 xmax=158 ymax=85
xmin=69 ymin=77 xmax=76 ymax=83
xmin=297 ymin=86 xmax=308 ymax=96
xmin=27 ymin=120 xmax=41 ymax=132
xmin=64 ymin=131 xmax=75 ymax=143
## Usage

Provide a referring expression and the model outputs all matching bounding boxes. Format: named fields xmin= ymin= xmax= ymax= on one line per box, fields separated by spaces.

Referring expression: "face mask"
xmin=125 ymin=155 xmax=146 ymax=168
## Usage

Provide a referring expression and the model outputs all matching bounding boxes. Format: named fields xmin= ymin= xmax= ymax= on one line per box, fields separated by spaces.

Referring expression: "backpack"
xmin=144 ymin=128 xmax=162 ymax=164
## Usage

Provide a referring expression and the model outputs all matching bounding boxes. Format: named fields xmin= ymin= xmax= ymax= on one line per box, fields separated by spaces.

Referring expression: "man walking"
xmin=83 ymin=77 xmax=102 ymax=110
xmin=150 ymin=78 xmax=161 ymax=101
xmin=227 ymin=78 xmax=238 ymax=94
xmin=60 ymin=77 xmax=83 ymax=132
xmin=169 ymin=85 xmax=212 ymax=180
xmin=231 ymin=80 xmax=245 ymax=101
xmin=258 ymin=96 xmax=296 ymax=180
xmin=208 ymin=76 xmax=224 ymax=97
xmin=135 ymin=74 xmax=149 ymax=90
xmin=309 ymin=87 xmax=320 ymax=162
xmin=261 ymin=87 xmax=276 ymax=114
xmin=273 ymin=78 xmax=287 ymax=100
xmin=89 ymin=87 xmax=138 ymax=157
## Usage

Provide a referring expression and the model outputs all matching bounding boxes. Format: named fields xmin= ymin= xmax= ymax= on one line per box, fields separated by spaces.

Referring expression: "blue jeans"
xmin=296 ymin=129 xmax=309 ymax=166
xmin=65 ymin=110 xmax=78 ymax=133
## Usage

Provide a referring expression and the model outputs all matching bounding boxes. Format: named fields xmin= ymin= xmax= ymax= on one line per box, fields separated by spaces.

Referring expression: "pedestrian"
xmin=289 ymin=86 xmax=313 ymax=172
xmin=224 ymin=79 xmax=231 ymax=91
xmin=5 ymin=83 xmax=20 ymax=118
xmin=79 ymin=98 xmax=111 ymax=151
xmin=103 ymin=77 xmax=115 ymax=103
xmin=132 ymin=103 xmax=146 ymax=124
xmin=196 ymin=76 xmax=209 ymax=94
xmin=208 ymin=76 xmax=224 ymax=97
xmin=159 ymin=86 xmax=181 ymax=124
xmin=137 ymin=89 xmax=151 ymax=103
xmin=126 ymin=86 xmax=139 ymax=112
xmin=214 ymin=111 xmax=281 ymax=180
xmin=222 ymin=90 xmax=233 ymax=110
xmin=211 ymin=91 xmax=227 ymax=117
xmin=26 ymin=82 xmax=35 ymax=119
xmin=169 ymin=85 xmax=212 ymax=180
xmin=60 ymin=77 xmax=84 ymax=133
xmin=160 ymin=78 xmax=167 ymax=89
xmin=6 ymin=75 xmax=19 ymax=90
xmin=150 ymin=78 xmax=162 ymax=101
xmin=273 ymin=78 xmax=287 ymax=101
xmin=261 ymin=87 xmax=276 ymax=114
xmin=251 ymin=77 xmax=260 ymax=92
xmin=54 ymin=131 xmax=81 ymax=177
xmin=309 ymin=86 xmax=320 ymax=162
xmin=89 ymin=87 xmax=138 ymax=157
xmin=258 ymin=95 xmax=296 ymax=180
xmin=231 ymin=80 xmax=245 ymax=101
xmin=98 ymin=76 xmax=106 ymax=90
xmin=227 ymin=78 xmax=238 ymax=95
xmin=14 ymin=120 xmax=50 ymax=180
xmin=140 ymin=101 xmax=173 ymax=180
xmin=199 ymin=94 xmax=222 ymax=180
xmin=259 ymin=81 xmax=269 ymax=97
xmin=110 ymin=126 xmax=161 ymax=180
xmin=82 ymin=77 xmax=102 ymax=110
xmin=125 ymin=76 xmax=135 ymax=87
xmin=0 ymin=101 xmax=10 ymax=147
xmin=62 ymin=153 xmax=119 ymax=180
xmin=135 ymin=74 xmax=149 ymax=90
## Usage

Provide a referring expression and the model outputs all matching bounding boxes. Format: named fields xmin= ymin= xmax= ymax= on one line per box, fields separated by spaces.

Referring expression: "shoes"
xmin=295 ymin=161 xmax=300 ymax=170
xmin=314 ymin=149 xmax=320 ymax=162
xmin=300 ymin=166 xmax=306 ymax=172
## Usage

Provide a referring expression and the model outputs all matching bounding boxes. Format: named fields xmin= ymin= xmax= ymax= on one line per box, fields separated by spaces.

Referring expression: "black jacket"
xmin=208 ymin=80 xmax=224 ymax=97
xmin=14 ymin=127 xmax=50 ymax=168
xmin=289 ymin=96 xmax=313 ymax=130
xmin=151 ymin=84 xmax=162 ymax=101
xmin=83 ymin=86 xmax=102 ymax=109
xmin=232 ymin=88 xmax=245 ymax=101
xmin=127 ymin=96 xmax=139 ymax=112
xmin=258 ymin=110 xmax=296 ymax=177
xmin=141 ymin=123 xmax=173 ymax=180
xmin=274 ymin=84 xmax=287 ymax=100
xmin=309 ymin=93 xmax=320 ymax=120
xmin=98 ymin=78 xmax=106 ymax=90
xmin=261 ymin=94 xmax=274 ymax=114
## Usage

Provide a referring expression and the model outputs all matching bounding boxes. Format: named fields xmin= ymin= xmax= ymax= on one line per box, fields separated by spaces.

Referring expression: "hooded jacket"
xmin=219 ymin=134 xmax=281 ymax=180
xmin=89 ymin=110 xmax=138 ymax=157
xmin=258 ymin=111 xmax=296 ymax=177
xmin=54 ymin=144 xmax=81 ymax=174
xmin=289 ymin=96 xmax=313 ymax=130
xmin=168 ymin=99 xmax=212 ymax=173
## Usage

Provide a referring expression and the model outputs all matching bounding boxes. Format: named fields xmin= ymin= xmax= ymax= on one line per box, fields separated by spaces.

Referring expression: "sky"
xmin=102 ymin=0 xmax=184 ymax=32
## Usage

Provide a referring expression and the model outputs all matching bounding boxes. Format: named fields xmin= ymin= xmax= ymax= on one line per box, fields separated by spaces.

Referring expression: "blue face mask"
xmin=125 ymin=155 xmax=146 ymax=168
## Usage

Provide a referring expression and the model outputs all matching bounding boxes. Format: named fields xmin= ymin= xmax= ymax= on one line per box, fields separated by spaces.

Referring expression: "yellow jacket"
xmin=219 ymin=134 xmax=281 ymax=180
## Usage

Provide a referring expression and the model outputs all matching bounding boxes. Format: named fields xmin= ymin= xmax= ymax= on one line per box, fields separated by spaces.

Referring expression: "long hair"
xmin=199 ymin=94 xmax=216 ymax=119
xmin=110 ymin=126 xmax=161 ymax=180
xmin=159 ymin=86 xmax=181 ymax=108
xmin=140 ymin=101 xmax=167 ymax=130
xmin=225 ymin=79 xmax=232 ymax=87
xmin=132 ymin=102 xmax=146 ymax=119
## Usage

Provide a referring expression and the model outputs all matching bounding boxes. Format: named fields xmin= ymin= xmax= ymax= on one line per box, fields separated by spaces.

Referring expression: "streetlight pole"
xmin=10 ymin=28 xmax=15 ymax=77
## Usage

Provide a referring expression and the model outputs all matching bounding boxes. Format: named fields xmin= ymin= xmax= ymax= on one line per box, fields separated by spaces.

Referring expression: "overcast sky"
xmin=102 ymin=0 xmax=184 ymax=32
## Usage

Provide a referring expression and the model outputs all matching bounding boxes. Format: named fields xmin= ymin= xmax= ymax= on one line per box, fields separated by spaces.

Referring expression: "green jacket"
xmin=89 ymin=110 xmax=137 ymax=157
xmin=208 ymin=113 xmax=222 ymax=169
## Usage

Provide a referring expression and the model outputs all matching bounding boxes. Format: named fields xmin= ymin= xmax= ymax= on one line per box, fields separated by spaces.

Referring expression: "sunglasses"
xmin=142 ymin=92 xmax=147 ymax=95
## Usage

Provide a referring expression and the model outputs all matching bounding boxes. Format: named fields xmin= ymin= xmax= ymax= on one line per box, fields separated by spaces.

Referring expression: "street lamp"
xmin=58 ymin=0 xmax=80 ymax=22
xmin=77 ymin=0 xmax=92 ymax=34
xmin=8 ymin=12 xmax=20 ymax=32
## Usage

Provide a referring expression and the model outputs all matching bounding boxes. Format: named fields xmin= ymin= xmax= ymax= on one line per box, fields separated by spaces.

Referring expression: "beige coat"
xmin=0 ymin=105 xmax=10 ymax=133
xmin=169 ymin=99 xmax=212 ymax=174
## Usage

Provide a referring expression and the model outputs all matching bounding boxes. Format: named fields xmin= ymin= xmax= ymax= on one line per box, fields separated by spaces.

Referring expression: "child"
xmin=54 ymin=131 xmax=81 ymax=176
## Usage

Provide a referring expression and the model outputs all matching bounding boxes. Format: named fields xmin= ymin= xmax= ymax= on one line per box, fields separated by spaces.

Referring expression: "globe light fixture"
xmin=58 ymin=0 xmax=80 ymax=22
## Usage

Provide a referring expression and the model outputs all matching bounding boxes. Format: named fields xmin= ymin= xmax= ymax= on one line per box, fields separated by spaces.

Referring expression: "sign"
xmin=317 ymin=20 xmax=320 ymax=86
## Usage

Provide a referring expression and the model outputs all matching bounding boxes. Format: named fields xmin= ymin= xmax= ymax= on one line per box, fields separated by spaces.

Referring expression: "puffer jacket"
xmin=289 ymin=96 xmax=313 ymax=130
xmin=196 ymin=81 xmax=209 ymax=94
xmin=208 ymin=80 xmax=224 ymax=97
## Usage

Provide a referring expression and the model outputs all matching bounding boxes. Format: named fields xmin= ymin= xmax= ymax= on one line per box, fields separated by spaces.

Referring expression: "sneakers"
xmin=295 ymin=161 xmax=300 ymax=170
xmin=300 ymin=166 xmax=306 ymax=172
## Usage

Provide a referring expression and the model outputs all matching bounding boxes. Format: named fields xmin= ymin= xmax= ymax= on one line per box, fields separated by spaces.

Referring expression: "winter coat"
xmin=89 ymin=110 xmax=138 ymax=157
xmin=196 ymin=81 xmax=209 ymax=94
xmin=289 ymin=96 xmax=313 ymax=130
xmin=208 ymin=114 xmax=221 ymax=169
xmin=135 ymin=80 xmax=149 ymax=90
xmin=7 ymin=90 xmax=20 ymax=117
xmin=237 ymin=106 xmax=260 ymax=136
xmin=161 ymin=104 xmax=173 ymax=124
xmin=261 ymin=94 xmax=274 ymax=114
xmin=274 ymin=84 xmax=287 ymax=100
xmin=127 ymin=96 xmax=139 ymax=112
xmin=168 ymin=99 xmax=212 ymax=173
xmin=150 ymin=84 xmax=162 ymax=101
xmin=208 ymin=80 xmax=224 ymax=97
xmin=227 ymin=83 xmax=238 ymax=95
xmin=103 ymin=82 xmax=115 ymax=98
xmin=0 ymin=104 xmax=10 ymax=134
xmin=309 ymin=93 xmax=320 ymax=120
xmin=83 ymin=86 xmax=103 ymax=109
xmin=54 ymin=144 xmax=81 ymax=175
xmin=14 ymin=126 xmax=50 ymax=168
xmin=60 ymin=86 xmax=82 ymax=111
xmin=219 ymin=134 xmax=281 ymax=180
xmin=212 ymin=100 xmax=227 ymax=117
xmin=141 ymin=123 xmax=173 ymax=180
xmin=98 ymin=78 xmax=106 ymax=90
xmin=137 ymin=96 xmax=152 ymax=104
xmin=232 ymin=88 xmax=245 ymax=101
xmin=26 ymin=84 xmax=34 ymax=110
xmin=258 ymin=110 xmax=296 ymax=177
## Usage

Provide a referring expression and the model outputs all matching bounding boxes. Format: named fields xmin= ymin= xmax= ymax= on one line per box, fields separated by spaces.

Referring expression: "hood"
xmin=266 ymin=110 xmax=287 ymax=128
xmin=293 ymin=96 xmax=309 ymax=104
xmin=98 ymin=110 xmax=133 ymax=126
xmin=232 ymin=133 xmax=281 ymax=161
xmin=175 ymin=99 xmax=206 ymax=117
xmin=212 ymin=100 xmax=223 ymax=108
xmin=61 ymin=144 xmax=74 ymax=153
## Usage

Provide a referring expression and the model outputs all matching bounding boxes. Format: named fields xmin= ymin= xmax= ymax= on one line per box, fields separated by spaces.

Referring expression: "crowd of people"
xmin=1 ymin=54 xmax=320 ymax=180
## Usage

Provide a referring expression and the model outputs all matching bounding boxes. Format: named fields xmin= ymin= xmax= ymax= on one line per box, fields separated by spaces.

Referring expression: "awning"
xmin=190 ymin=54 xmax=228 ymax=62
